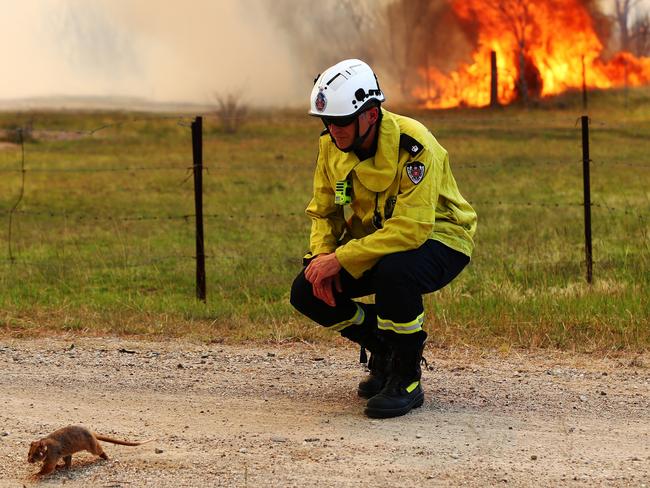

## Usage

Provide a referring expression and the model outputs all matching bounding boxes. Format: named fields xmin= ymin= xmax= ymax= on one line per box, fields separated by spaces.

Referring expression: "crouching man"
xmin=291 ymin=59 xmax=477 ymax=418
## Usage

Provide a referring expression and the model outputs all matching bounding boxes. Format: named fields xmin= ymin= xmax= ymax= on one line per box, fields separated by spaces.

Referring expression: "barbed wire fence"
xmin=0 ymin=115 xmax=209 ymax=296
xmin=0 ymin=113 xmax=648 ymax=302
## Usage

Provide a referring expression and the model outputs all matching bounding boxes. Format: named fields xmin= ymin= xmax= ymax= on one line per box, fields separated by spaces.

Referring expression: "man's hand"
xmin=305 ymin=253 xmax=342 ymax=307
xmin=311 ymin=275 xmax=342 ymax=307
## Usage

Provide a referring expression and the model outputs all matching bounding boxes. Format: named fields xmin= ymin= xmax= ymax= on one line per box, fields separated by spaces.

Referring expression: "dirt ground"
xmin=0 ymin=337 xmax=648 ymax=487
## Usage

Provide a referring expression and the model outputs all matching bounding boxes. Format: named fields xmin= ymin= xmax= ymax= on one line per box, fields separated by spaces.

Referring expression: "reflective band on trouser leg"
xmin=328 ymin=304 xmax=366 ymax=332
xmin=377 ymin=312 xmax=424 ymax=334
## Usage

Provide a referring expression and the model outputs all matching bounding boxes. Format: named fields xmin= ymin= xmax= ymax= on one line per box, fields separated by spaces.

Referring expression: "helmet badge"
xmin=315 ymin=90 xmax=327 ymax=112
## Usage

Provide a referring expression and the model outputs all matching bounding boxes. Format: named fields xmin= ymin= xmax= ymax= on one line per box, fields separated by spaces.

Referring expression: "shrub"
xmin=1 ymin=122 xmax=34 ymax=144
xmin=213 ymin=92 xmax=248 ymax=134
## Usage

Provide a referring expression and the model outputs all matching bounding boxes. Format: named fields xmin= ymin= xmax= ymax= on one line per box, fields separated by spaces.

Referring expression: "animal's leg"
xmin=63 ymin=455 xmax=72 ymax=469
xmin=38 ymin=459 xmax=58 ymax=475
xmin=90 ymin=438 xmax=109 ymax=460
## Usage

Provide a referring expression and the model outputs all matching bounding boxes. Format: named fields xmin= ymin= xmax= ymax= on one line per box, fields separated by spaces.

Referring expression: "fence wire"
xmin=1 ymin=114 xmax=648 ymax=277
xmin=0 ymin=165 xmax=200 ymax=174
xmin=4 ymin=204 xmax=643 ymax=223
xmin=0 ymin=254 xmax=197 ymax=270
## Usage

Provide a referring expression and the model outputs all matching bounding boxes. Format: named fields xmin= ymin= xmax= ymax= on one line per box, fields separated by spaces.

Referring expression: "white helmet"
xmin=309 ymin=59 xmax=385 ymax=118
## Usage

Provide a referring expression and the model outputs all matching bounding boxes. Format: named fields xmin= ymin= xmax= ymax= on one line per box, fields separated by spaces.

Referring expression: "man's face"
xmin=325 ymin=115 xmax=358 ymax=149
xmin=324 ymin=108 xmax=377 ymax=150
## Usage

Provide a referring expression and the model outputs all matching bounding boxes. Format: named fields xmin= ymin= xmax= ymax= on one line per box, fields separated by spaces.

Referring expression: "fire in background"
xmin=414 ymin=0 xmax=650 ymax=108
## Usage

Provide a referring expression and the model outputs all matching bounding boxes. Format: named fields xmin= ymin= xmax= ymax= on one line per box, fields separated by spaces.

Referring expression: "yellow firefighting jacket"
xmin=305 ymin=108 xmax=477 ymax=279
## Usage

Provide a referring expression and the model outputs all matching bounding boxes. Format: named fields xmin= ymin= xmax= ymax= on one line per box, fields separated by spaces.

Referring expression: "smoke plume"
xmin=0 ymin=0 xmax=304 ymax=108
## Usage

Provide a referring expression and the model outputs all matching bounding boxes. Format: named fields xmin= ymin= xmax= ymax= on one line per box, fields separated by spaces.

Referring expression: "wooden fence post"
xmin=490 ymin=51 xmax=500 ymax=108
xmin=582 ymin=56 xmax=588 ymax=111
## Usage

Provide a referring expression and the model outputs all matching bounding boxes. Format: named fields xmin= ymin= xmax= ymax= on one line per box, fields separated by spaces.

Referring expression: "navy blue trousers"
xmin=290 ymin=239 xmax=469 ymax=350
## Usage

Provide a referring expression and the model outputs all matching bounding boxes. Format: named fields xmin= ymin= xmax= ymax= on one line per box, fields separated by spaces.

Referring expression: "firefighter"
xmin=290 ymin=59 xmax=477 ymax=418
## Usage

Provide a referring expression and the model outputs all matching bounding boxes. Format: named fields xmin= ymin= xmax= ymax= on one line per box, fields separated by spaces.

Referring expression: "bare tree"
xmin=614 ymin=0 xmax=642 ymax=51
xmin=265 ymin=0 xmax=383 ymax=80
xmin=373 ymin=0 xmax=468 ymax=103
xmin=380 ymin=0 xmax=431 ymax=100
xmin=480 ymin=0 xmax=534 ymax=103
xmin=631 ymin=13 xmax=650 ymax=56
xmin=265 ymin=0 xmax=472 ymax=104
xmin=581 ymin=0 xmax=613 ymax=55
xmin=335 ymin=0 xmax=381 ymax=61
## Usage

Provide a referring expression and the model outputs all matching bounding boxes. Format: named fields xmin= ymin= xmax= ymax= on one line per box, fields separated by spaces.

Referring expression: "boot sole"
xmin=364 ymin=392 xmax=424 ymax=419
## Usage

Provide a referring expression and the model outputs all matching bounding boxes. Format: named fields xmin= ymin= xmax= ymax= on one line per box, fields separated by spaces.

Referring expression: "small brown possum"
xmin=27 ymin=425 xmax=154 ymax=475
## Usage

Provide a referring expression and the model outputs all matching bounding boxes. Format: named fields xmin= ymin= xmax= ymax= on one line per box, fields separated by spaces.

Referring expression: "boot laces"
xmin=420 ymin=356 xmax=429 ymax=370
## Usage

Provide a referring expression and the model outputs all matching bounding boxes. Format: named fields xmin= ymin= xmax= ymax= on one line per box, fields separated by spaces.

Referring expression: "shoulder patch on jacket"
xmin=400 ymin=133 xmax=424 ymax=157
xmin=405 ymin=161 xmax=425 ymax=184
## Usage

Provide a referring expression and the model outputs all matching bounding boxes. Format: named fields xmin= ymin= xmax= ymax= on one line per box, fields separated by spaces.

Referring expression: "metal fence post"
xmin=191 ymin=116 xmax=207 ymax=301
xmin=581 ymin=115 xmax=593 ymax=284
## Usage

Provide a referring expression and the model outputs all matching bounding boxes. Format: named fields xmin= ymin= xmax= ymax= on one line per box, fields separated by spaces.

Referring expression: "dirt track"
xmin=0 ymin=337 xmax=648 ymax=487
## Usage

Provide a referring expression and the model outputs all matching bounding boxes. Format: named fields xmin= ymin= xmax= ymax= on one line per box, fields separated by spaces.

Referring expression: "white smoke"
xmin=0 ymin=0 xmax=304 ymax=107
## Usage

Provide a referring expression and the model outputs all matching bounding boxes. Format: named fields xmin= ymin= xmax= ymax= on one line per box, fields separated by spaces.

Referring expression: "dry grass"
xmin=0 ymin=88 xmax=648 ymax=351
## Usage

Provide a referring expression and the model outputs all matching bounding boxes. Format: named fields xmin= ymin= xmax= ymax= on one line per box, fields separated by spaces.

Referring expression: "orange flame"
xmin=415 ymin=0 xmax=650 ymax=108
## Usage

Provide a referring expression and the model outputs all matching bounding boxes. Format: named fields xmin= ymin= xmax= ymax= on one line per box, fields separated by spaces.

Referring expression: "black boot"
xmin=364 ymin=342 xmax=425 ymax=419
xmin=357 ymin=348 xmax=391 ymax=399
xmin=339 ymin=305 xmax=391 ymax=398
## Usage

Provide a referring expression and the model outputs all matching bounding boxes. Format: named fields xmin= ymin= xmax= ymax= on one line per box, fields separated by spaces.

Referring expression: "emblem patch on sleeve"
xmin=405 ymin=161 xmax=425 ymax=184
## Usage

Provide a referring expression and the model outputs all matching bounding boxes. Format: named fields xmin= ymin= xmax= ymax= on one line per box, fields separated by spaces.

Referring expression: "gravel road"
xmin=0 ymin=337 xmax=648 ymax=487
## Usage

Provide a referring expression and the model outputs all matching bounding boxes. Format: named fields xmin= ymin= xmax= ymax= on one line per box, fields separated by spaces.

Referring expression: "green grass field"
xmin=0 ymin=88 xmax=648 ymax=350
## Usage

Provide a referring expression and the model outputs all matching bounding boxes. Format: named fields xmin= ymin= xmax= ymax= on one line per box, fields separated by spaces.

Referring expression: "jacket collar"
xmin=329 ymin=108 xmax=399 ymax=192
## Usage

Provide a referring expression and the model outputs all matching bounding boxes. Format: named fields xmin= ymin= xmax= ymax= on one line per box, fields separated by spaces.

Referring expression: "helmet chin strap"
xmin=333 ymin=118 xmax=375 ymax=153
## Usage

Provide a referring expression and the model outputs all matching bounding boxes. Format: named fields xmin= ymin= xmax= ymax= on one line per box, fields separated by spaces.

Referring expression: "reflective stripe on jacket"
xmin=305 ymin=109 xmax=477 ymax=279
